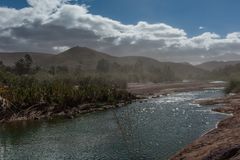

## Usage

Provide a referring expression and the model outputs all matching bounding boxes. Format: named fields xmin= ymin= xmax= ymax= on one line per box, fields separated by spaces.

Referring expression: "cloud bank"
xmin=1 ymin=0 xmax=240 ymax=63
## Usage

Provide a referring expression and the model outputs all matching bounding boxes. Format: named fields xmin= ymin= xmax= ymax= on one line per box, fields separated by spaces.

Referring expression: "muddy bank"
xmin=171 ymin=94 xmax=240 ymax=160
xmin=128 ymin=82 xmax=225 ymax=97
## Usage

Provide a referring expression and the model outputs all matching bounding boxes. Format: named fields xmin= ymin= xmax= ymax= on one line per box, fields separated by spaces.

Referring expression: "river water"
xmin=0 ymin=89 xmax=228 ymax=160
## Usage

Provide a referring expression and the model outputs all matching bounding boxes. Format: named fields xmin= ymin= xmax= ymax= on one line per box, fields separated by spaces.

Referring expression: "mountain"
xmin=209 ymin=53 xmax=240 ymax=62
xmin=48 ymin=47 xmax=209 ymax=79
xmin=197 ymin=61 xmax=240 ymax=71
xmin=46 ymin=47 xmax=115 ymax=70
xmin=0 ymin=46 xmax=209 ymax=80
xmin=210 ymin=63 xmax=240 ymax=80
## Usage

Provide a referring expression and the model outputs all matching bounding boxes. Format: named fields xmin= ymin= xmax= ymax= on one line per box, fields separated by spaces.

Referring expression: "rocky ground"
xmin=171 ymin=94 xmax=240 ymax=160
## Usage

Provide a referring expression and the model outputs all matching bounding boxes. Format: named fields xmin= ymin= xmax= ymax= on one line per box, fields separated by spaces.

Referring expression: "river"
xmin=0 ymin=89 xmax=228 ymax=160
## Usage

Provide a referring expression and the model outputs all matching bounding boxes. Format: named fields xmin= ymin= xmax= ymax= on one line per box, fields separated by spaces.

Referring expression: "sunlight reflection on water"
xmin=0 ymin=89 xmax=228 ymax=160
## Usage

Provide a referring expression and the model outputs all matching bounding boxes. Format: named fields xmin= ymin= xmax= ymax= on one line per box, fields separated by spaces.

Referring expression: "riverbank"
xmin=0 ymin=81 xmax=223 ymax=123
xmin=127 ymin=82 xmax=225 ymax=98
xmin=0 ymin=102 xmax=132 ymax=123
xmin=171 ymin=93 xmax=240 ymax=159
xmin=0 ymin=74 xmax=135 ymax=123
xmin=0 ymin=89 xmax=225 ymax=160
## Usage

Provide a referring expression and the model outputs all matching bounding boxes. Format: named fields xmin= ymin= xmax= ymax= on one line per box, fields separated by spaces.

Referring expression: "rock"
xmin=203 ymin=145 xmax=240 ymax=160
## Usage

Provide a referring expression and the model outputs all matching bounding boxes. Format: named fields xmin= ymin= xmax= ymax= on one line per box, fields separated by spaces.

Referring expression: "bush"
xmin=225 ymin=80 xmax=240 ymax=94
xmin=0 ymin=59 xmax=132 ymax=111
xmin=0 ymin=75 xmax=133 ymax=111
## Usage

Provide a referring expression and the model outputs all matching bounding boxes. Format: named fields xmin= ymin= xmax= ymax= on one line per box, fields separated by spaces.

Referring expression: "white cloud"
xmin=199 ymin=26 xmax=205 ymax=30
xmin=0 ymin=0 xmax=240 ymax=63
xmin=53 ymin=46 xmax=70 ymax=52
xmin=182 ymin=32 xmax=221 ymax=50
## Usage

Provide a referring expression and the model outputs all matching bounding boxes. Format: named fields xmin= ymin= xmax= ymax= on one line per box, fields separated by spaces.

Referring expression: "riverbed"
xmin=0 ymin=89 xmax=228 ymax=160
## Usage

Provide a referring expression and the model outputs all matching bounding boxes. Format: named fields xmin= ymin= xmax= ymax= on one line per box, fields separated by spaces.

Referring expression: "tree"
xmin=15 ymin=58 xmax=25 ymax=75
xmin=24 ymin=54 xmax=33 ymax=68
xmin=14 ymin=54 xmax=33 ymax=75
xmin=96 ymin=59 xmax=110 ymax=73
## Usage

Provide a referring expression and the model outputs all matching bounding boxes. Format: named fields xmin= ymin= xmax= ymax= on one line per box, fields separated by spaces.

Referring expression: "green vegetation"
xmin=225 ymin=80 xmax=240 ymax=94
xmin=1 ymin=76 xmax=132 ymax=108
xmin=207 ymin=64 xmax=240 ymax=94
xmin=14 ymin=54 xmax=33 ymax=75
xmin=94 ymin=59 xmax=178 ymax=83
xmin=0 ymin=47 xmax=210 ymax=82
xmin=0 ymin=55 xmax=134 ymax=121
xmin=208 ymin=63 xmax=240 ymax=81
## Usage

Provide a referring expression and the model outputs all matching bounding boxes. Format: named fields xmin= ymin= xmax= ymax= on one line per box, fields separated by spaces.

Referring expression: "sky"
xmin=0 ymin=0 xmax=240 ymax=63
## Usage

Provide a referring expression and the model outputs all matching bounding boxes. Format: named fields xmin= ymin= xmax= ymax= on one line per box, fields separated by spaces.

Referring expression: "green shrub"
xmin=225 ymin=80 xmax=240 ymax=94
xmin=0 ymin=75 xmax=132 ymax=111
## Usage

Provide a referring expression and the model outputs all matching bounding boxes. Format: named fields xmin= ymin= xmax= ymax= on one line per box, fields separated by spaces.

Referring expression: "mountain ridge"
xmin=196 ymin=60 xmax=240 ymax=71
xmin=0 ymin=46 xmax=209 ymax=80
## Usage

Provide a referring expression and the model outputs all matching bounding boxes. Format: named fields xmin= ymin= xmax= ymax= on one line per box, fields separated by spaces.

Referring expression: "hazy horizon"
xmin=1 ymin=1 xmax=240 ymax=160
xmin=1 ymin=0 xmax=240 ymax=64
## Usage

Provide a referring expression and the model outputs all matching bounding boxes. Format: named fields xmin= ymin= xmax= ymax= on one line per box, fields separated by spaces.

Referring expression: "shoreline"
xmin=0 ymin=82 xmax=224 ymax=124
xmin=1 ymin=82 xmax=236 ymax=159
xmin=0 ymin=101 xmax=133 ymax=123
xmin=129 ymin=82 xmax=240 ymax=159
xmin=170 ymin=93 xmax=240 ymax=160
xmin=127 ymin=82 xmax=225 ymax=98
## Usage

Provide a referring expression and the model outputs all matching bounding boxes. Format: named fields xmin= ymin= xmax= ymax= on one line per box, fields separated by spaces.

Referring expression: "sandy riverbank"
xmin=171 ymin=93 xmax=240 ymax=159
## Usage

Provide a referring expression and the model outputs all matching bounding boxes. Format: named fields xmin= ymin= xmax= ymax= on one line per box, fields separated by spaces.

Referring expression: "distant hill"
xmin=210 ymin=63 xmax=240 ymax=80
xmin=0 ymin=46 xmax=209 ymax=80
xmin=46 ymin=47 xmax=115 ymax=70
xmin=197 ymin=61 xmax=240 ymax=71
xmin=209 ymin=53 xmax=240 ymax=62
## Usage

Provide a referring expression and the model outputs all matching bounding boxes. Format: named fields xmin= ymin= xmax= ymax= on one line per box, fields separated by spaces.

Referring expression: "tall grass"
xmin=0 ymin=69 xmax=133 ymax=113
